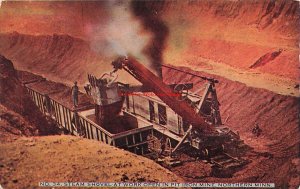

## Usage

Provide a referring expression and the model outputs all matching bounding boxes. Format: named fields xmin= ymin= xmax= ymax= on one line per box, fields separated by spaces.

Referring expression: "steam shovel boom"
xmin=112 ymin=56 xmax=214 ymax=134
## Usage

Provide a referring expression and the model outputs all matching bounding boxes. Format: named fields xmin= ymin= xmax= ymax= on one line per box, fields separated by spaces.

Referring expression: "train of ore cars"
xmin=19 ymin=56 xmax=249 ymax=176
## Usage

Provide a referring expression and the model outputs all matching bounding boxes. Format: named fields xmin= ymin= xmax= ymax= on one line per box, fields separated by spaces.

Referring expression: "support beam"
xmin=211 ymin=87 xmax=222 ymax=126
xmin=196 ymin=83 xmax=211 ymax=114
xmin=171 ymin=125 xmax=193 ymax=155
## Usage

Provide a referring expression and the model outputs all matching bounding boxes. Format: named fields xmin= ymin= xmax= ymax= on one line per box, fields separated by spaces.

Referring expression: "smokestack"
xmin=130 ymin=0 xmax=169 ymax=78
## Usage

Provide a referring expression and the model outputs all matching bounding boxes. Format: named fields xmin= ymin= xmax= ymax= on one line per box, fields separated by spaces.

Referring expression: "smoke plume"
xmin=130 ymin=0 xmax=169 ymax=78
xmin=87 ymin=0 xmax=169 ymax=77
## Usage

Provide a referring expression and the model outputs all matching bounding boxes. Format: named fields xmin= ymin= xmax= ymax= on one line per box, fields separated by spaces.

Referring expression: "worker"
xmin=84 ymin=83 xmax=91 ymax=95
xmin=160 ymin=137 xmax=166 ymax=156
xmin=252 ymin=123 xmax=262 ymax=137
xmin=71 ymin=81 xmax=79 ymax=108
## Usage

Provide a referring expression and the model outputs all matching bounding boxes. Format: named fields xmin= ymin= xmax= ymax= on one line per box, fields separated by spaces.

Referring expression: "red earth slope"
xmin=162 ymin=66 xmax=299 ymax=187
xmin=162 ymin=0 xmax=299 ymax=81
xmin=0 ymin=0 xmax=298 ymax=81
xmin=0 ymin=55 xmax=59 ymax=138
xmin=0 ymin=32 xmax=298 ymax=97
xmin=0 ymin=32 xmax=138 ymax=87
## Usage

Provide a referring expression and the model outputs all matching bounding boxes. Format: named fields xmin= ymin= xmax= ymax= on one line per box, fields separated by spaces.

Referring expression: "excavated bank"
xmin=0 ymin=32 xmax=298 ymax=97
xmin=162 ymin=66 xmax=299 ymax=188
xmin=0 ymin=55 xmax=59 ymax=137
xmin=0 ymin=32 xmax=138 ymax=87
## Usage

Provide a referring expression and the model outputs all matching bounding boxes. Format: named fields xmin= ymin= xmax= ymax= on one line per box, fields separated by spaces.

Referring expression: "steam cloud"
xmin=88 ymin=0 xmax=169 ymax=77
xmin=89 ymin=1 xmax=152 ymax=71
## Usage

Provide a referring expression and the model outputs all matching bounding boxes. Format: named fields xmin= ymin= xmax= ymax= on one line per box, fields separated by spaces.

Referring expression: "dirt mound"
xmin=0 ymin=55 xmax=58 ymax=136
xmin=0 ymin=105 xmax=37 ymax=143
xmin=162 ymin=66 xmax=300 ymax=188
xmin=0 ymin=135 xmax=182 ymax=189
